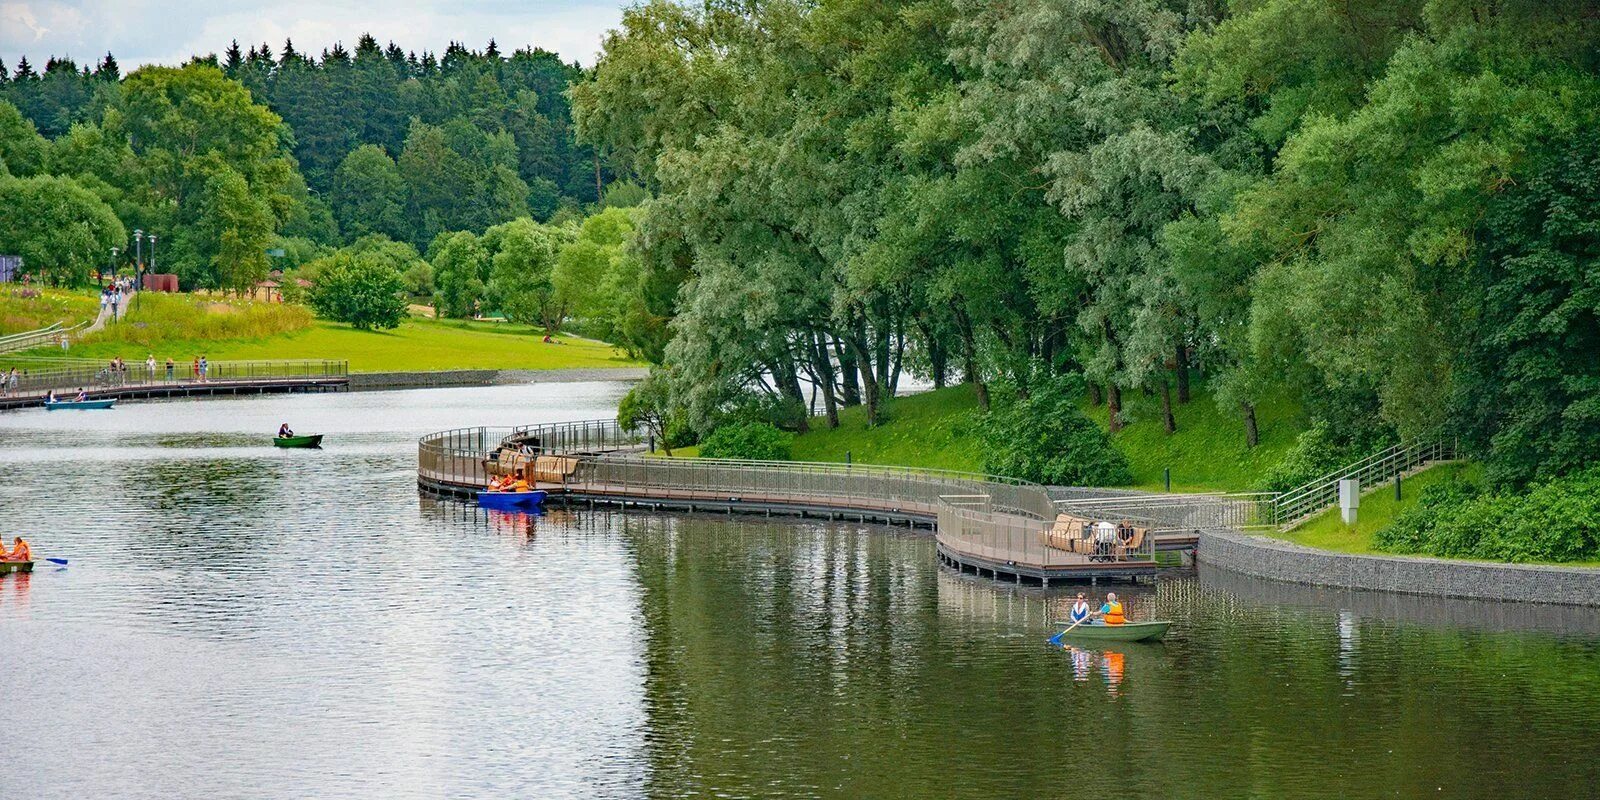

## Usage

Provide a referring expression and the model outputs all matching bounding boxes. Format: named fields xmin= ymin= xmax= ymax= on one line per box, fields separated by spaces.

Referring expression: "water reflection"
xmin=1 ymin=386 xmax=1598 ymax=798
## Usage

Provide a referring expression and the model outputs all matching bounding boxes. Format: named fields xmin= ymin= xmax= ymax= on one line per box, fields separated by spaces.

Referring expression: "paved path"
xmin=81 ymin=291 xmax=132 ymax=336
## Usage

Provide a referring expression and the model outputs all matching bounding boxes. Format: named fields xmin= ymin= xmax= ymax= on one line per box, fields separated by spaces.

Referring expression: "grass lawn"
xmin=1272 ymin=462 xmax=1480 ymax=554
xmin=1092 ymin=385 xmax=1304 ymax=492
xmin=782 ymin=381 xmax=1306 ymax=491
xmin=52 ymin=316 xmax=640 ymax=373
xmin=790 ymin=385 xmax=987 ymax=472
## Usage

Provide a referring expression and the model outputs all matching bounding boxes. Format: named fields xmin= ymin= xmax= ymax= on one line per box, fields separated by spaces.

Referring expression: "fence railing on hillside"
xmin=0 ymin=323 xmax=82 ymax=355
xmin=0 ymin=359 xmax=347 ymax=397
xmin=1270 ymin=439 xmax=1458 ymax=530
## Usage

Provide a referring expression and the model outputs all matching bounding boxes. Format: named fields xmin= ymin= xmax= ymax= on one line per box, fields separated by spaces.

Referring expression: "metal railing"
xmin=418 ymin=418 xmax=1158 ymax=570
xmin=0 ymin=322 xmax=83 ymax=355
xmin=1055 ymin=492 xmax=1280 ymax=532
xmin=0 ymin=359 xmax=348 ymax=398
xmin=1271 ymin=439 xmax=1458 ymax=529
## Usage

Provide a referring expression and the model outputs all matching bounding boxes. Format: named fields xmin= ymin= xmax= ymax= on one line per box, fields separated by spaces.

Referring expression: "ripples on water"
xmin=2 ymin=385 xmax=1599 ymax=799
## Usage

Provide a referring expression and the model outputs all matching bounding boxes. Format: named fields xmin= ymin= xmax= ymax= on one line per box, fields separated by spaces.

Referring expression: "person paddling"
xmin=1069 ymin=592 xmax=1092 ymax=625
xmin=2 ymin=536 xmax=31 ymax=563
xmin=278 ymin=423 xmax=294 ymax=439
xmin=1095 ymin=592 xmax=1126 ymax=626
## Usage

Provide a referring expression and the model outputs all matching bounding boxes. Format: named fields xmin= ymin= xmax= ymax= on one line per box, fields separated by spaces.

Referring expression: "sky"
xmin=0 ymin=0 xmax=623 ymax=70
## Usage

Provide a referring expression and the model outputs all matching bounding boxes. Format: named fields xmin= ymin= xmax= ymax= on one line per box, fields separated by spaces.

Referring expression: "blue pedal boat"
xmin=476 ymin=489 xmax=548 ymax=510
xmin=45 ymin=398 xmax=117 ymax=410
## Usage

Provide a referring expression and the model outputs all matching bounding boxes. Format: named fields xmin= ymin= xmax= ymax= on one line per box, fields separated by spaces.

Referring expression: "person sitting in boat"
xmin=1095 ymin=592 xmax=1126 ymax=626
xmin=278 ymin=423 xmax=294 ymax=438
xmin=1069 ymin=593 xmax=1092 ymax=626
xmin=74 ymin=388 xmax=88 ymax=402
xmin=1 ymin=536 xmax=30 ymax=562
xmin=45 ymin=389 xmax=57 ymax=404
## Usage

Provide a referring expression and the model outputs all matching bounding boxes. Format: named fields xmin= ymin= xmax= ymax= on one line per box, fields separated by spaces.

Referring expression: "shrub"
xmin=308 ymin=252 xmax=407 ymax=330
xmin=981 ymin=376 xmax=1131 ymax=486
xmin=1375 ymin=468 xmax=1600 ymax=563
xmin=700 ymin=421 xmax=793 ymax=461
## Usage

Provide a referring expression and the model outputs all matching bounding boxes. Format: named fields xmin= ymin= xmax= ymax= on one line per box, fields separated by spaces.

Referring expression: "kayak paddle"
xmin=41 ymin=557 xmax=67 ymax=566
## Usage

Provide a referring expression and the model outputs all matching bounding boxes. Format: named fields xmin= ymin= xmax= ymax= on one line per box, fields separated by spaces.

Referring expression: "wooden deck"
xmin=418 ymin=468 xmax=1176 ymax=585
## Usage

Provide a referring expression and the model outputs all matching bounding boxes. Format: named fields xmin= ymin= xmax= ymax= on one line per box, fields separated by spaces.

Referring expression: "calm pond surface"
xmin=2 ymin=384 xmax=1599 ymax=799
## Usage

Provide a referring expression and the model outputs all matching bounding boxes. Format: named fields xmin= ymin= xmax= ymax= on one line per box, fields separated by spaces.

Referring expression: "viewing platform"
xmin=416 ymin=421 xmax=1262 ymax=585
xmin=0 ymin=359 xmax=349 ymax=410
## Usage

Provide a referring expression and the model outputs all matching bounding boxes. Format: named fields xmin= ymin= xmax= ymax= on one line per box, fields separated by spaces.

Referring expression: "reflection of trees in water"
xmin=613 ymin=518 xmax=1600 ymax=797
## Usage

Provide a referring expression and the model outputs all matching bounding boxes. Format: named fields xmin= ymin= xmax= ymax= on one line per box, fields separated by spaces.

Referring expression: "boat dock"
xmin=417 ymin=421 xmax=1260 ymax=585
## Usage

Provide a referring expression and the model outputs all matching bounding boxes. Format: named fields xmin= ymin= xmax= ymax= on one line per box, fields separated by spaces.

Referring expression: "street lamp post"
xmin=134 ymin=229 xmax=144 ymax=286
xmin=148 ymin=234 xmax=157 ymax=287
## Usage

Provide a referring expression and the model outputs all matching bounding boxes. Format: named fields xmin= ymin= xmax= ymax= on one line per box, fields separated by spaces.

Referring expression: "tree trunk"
xmin=847 ymin=318 xmax=882 ymax=427
xmin=1107 ymin=384 xmax=1123 ymax=433
xmin=835 ymin=336 xmax=861 ymax=406
xmin=1175 ymin=343 xmax=1191 ymax=404
xmin=1160 ymin=378 xmax=1176 ymax=434
xmin=774 ymin=358 xmax=809 ymax=433
xmin=953 ymin=306 xmax=989 ymax=411
xmin=1089 ymin=383 xmax=1103 ymax=406
xmin=1242 ymin=402 xmax=1259 ymax=448
xmin=593 ymin=152 xmax=603 ymax=202
xmin=810 ymin=331 xmax=840 ymax=429
xmin=916 ymin=315 xmax=949 ymax=389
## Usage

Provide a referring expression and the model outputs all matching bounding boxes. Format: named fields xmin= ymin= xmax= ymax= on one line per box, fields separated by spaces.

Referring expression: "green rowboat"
xmin=272 ymin=434 xmax=324 ymax=449
xmin=0 ymin=561 xmax=33 ymax=574
xmin=1053 ymin=620 xmax=1171 ymax=642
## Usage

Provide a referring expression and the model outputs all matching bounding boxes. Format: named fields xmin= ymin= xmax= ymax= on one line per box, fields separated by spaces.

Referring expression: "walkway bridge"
xmin=0 ymin=359 xmax=349 ymax=409
xmin=417 ymin=420 xmax=1225 ymax=584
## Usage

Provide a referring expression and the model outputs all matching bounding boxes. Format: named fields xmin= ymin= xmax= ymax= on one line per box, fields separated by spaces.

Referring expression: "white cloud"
xmin=0 ymin=0 xmax=622 ymax=68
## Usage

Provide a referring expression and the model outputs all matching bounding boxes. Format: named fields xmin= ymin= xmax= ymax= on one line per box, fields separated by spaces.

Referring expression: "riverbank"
xmin=1199 ymin=527 xmax=1600 ymax=607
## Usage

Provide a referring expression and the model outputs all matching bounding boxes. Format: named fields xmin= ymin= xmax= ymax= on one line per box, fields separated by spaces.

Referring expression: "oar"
xmin=1049 ymin=616 xmax=1089 ymax=646
xmin=39 ymin=557 xmax=67 ymax=566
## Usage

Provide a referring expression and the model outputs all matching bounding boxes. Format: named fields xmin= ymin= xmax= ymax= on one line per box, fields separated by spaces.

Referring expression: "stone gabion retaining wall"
xmin=1198 ymin=528 xmax=1600 ymax=607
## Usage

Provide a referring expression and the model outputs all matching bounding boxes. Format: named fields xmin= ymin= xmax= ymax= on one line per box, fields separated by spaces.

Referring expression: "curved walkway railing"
xmin=419 ymin=420 xmax=1161 ymax=576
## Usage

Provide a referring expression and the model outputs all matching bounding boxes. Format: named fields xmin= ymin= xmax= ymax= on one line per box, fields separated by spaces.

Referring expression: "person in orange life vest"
xmin=1096 ymin=592 xmax=1126 ymax=626
xmin=2 ymin=536 xmax=31 ymax=562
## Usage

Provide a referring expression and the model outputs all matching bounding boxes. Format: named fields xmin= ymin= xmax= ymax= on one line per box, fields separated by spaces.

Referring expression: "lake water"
xmin=2 ymin=385 xmax=1598 ymax=799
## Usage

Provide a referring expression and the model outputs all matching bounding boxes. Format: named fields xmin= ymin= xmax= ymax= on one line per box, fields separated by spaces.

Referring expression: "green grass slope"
xmin=56 ymin=317 xmax=639 ymax=373
xmin=790 ymin=385 xmax=986 ymax=472
xmin=1090 ymin=386 xmax=1303 ymax=492
xmin=787 ymin=381 xmax=1307 ymax=491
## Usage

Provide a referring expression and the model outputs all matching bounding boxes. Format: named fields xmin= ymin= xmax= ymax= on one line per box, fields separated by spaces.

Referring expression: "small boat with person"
xmin=477 ymin=489 xmax=548 ymax=510
xmin=0 ymin=560 xmax=32 ymax=574
xmin=45 ymin=398 xmax=116 ymax=410
xmin=273 ymin=434 xmax=324 ymax=448
xmin=1052 ymin=620 xmax=1171 ymax=642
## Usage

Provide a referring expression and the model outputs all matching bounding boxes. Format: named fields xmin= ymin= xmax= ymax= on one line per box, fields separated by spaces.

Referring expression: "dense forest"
xmin=0 ymin=36 xmax=606 ymax=290
xmin=570 ymin=0 xmax=1600 ymax=498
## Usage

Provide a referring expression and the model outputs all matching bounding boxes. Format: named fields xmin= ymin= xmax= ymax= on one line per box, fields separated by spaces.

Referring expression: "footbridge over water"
xmin=417 ymin=420 xmax=1257 ymax=585
xmin=0 ymin=359 xmax=349 ymax=410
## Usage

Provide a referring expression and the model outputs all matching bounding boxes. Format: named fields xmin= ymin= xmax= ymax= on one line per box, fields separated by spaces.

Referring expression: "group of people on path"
xmin=1068 ymin=591 xmax=1126 ymax=626
xmin=99 ymin=279 xmax=134 ymax=317
xmin=1 ymin=536 xmax=30 ymax=563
